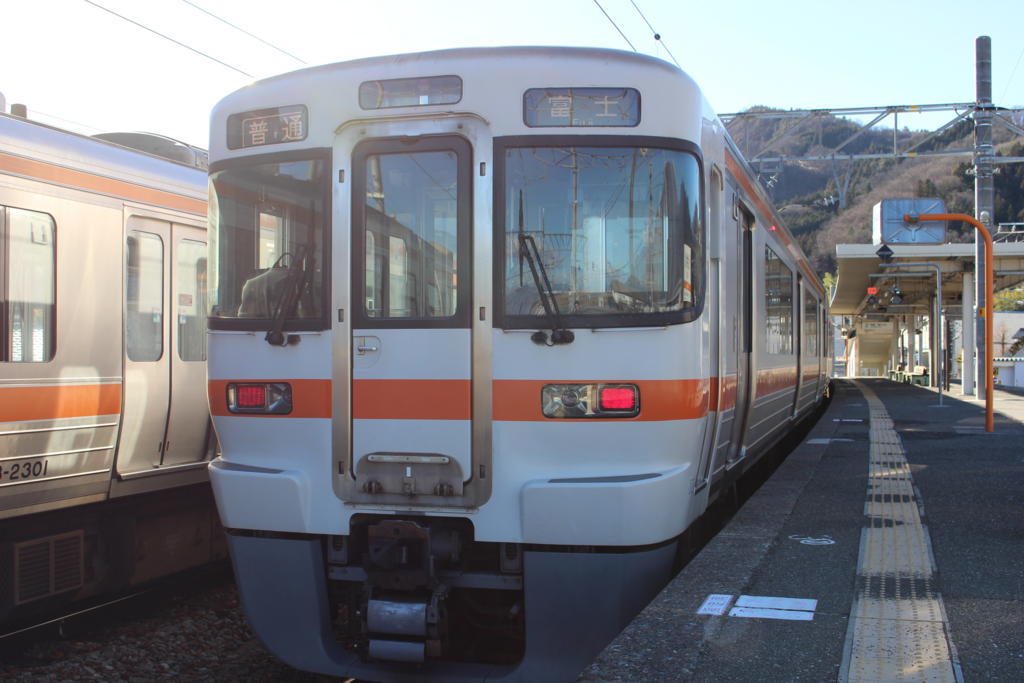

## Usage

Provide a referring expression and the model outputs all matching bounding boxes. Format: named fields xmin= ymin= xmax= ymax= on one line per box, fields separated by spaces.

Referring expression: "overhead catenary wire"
xmin=1001 ymin=42 xmax=1024 ymax=105
xmin=628 ymin=0 xmax=681 ymax=68
xmin=82 ymin=0 xmax=253 ymax=78
xmin=592 ymin=0 xmax=637 ymax=52
xmin=180 ymin=0 xmax=307 ymax=65
xmin=31 ymin=109 xmax=107 ymax=134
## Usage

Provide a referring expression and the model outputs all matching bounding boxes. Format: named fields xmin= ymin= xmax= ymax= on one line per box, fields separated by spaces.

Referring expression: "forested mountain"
xmin=725 ymin=109 xmax=1024 ymax=277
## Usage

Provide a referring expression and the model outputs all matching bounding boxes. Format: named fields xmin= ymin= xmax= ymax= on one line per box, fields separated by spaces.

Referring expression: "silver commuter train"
xmin=206 ymin=47 xmax=830 ymax=681
xmin=0 ymin=111 xmax=222 ymax=626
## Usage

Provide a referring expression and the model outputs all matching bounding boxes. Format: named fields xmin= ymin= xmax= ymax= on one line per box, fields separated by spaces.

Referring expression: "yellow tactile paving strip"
xmin=840 ymin=382 xmax=961 ymax=683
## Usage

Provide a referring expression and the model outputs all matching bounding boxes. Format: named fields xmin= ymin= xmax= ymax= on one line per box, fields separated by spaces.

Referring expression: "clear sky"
xmin=2 ymin=0 xmax=1022 ymax=148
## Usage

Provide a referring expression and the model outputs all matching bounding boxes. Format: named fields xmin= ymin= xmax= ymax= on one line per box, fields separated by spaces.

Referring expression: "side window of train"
xmin=126 ymin=231 xmax=164 ymax=362
xmin=764 ymin=246 xmax=793 ymax=355
xmin=823 ymin=308 xmax=830 ymax=356
xmin=1 ymin=207 xmax=56 ymax=362
xmin=178 ymin=239 xmax=207 ymax=361
xmin=803 ymin=291 xmax=818 ymax=358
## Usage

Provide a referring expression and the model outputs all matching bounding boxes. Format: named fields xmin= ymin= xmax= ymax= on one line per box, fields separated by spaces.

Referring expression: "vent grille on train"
xmin=14 ymin=531 xmax=84 ymax=605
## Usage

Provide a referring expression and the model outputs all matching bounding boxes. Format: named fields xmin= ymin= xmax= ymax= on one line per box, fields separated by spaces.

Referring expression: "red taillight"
xmin=600 ymin=387 xmax=637 ymax=411
xmin=236 ymin=385 xmax=267 ymax=408
xmin=226 ymin=382 xmax=293 ymax=414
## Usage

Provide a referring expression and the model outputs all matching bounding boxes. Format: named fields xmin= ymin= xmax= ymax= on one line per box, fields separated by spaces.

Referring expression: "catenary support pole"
xmin=962 ymin=272 xmax=975 ymax=395
xmin=974 ymin=36 xmax=994 ymax=403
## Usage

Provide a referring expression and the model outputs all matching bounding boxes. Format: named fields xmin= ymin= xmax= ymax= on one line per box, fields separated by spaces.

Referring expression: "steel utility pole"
xmin=974 ymin=36 xmax=994 ymax=400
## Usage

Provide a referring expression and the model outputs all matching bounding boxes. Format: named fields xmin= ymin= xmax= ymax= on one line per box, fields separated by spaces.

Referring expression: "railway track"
xmin=0 ymin=563 xmax=266 ymax=678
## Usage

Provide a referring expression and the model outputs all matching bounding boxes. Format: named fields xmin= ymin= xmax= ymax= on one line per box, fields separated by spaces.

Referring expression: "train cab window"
xmin=497 ymin=139 xmax=704 ymax=328
xmin=208 ymin=155 xmax=327 ymax=328
xmin=2 ymin=207 xmax=56 ymax=362
xmin=360 ymin=150 xmax=459 ymax=320
xmin=765 ymin=246 xmax=794 ymax=355
xmin=126 ymin=231 xmax=164 ymax=362
xmin=258 ymin=210 xmax=285 ymax=269
xmin=177 ymin=239 xmax=207 ymax=361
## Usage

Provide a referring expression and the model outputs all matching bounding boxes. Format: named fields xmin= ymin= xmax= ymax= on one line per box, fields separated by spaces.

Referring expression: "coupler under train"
xmin=225 ymin=515 xmax=676 ymax=681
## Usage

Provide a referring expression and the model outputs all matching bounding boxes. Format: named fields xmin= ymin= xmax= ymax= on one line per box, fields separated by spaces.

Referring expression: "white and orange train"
xmin=0 ymin=110 xmax=222 ymax=627
xmin=206 ymin=47 xmax=830 ymax=681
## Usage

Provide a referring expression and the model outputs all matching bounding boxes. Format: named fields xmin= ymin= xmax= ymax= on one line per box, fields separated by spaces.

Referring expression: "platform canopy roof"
xmin=832 ymin=242 xmax=1024 ymax=317
xmin=832 ymin=240 xmax=1024 ymax=374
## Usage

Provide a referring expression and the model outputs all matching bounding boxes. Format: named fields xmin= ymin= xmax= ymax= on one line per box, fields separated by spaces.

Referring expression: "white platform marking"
xmin=698 ymin=593 xmax=818 ymax=621
xmin=696 ymin=593 xmax=734 ymax=615
xmin=735 ymin=595 xmax=818 ymax=612
xmin=788 ymin=534 xmax=836 ymax=545
xmin=729 ymin=606 xmax=815 ymax=621
xmin=807 ymin=438 xmax=854 ymax=444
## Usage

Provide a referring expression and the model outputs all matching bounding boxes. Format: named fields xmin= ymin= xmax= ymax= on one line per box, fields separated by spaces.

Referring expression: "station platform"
xmin=581 ymin=378 xmax=1024 ymax=682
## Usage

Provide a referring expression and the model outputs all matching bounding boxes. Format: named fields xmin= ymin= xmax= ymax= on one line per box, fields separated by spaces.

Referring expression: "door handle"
xmin=355 ymin=336 xmax=381 ymax=356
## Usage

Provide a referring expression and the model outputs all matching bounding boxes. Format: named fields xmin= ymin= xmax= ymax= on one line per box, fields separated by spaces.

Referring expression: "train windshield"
xmin=500 ymin=144 xmax=703 ymax=327
xmin=208 ymin=156 xmax=327 ymax=327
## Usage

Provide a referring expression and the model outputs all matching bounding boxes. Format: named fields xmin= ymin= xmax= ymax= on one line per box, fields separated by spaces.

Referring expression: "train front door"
xmin=347 ymin=135 xmax=476 ymax=506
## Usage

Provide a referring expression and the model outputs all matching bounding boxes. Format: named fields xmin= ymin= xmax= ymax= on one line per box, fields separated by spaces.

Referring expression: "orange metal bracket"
xmin=906 ymin=213 xmax=994 ymax=432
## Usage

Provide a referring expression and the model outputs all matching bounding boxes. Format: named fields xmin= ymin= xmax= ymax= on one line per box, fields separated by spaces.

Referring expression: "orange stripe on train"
xmin=755 ymin=367 xmax=799 ymax=398
xmin=207 ymin=373 xmax=813 ymax=422
xmin=353 ymin=379 xmax=471 ymax=421
xmin=710 ymin=375 xmax=738 ymax=412
xmin=0 ymin=383 xmax=121 ymax=422
xmin=0 ymin=151 xmax=206 ymax=215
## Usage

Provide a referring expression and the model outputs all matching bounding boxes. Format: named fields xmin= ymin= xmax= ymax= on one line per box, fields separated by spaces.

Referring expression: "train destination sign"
xmin=359 ymin=75 xmax=463 ymax=110
xmin=524 ymin=87 xmax=640 ymax=127
xmin=227 ymin=105 xmax=308 ymax=149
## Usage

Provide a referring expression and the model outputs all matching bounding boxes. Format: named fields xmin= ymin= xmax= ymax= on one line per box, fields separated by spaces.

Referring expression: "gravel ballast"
xmin=0 ymin=570 xmax=327 ymax=682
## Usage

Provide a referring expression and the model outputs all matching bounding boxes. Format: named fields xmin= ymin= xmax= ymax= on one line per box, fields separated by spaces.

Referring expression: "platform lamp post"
xmin=905 ymin=213 xmax=994 ymax=432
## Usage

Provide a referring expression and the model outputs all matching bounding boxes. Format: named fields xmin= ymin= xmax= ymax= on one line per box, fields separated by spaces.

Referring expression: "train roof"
xmin=211 ymin=45 xmax=713 ymax=158
xmin=247 ymin=45 xmax=684 ymax=89
xmin=0 ymin=113 xmax=207 ymax=204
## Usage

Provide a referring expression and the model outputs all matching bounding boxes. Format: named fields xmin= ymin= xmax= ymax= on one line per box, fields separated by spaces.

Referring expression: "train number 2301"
xmin=1 ymin=459 xmax=50 ymax=483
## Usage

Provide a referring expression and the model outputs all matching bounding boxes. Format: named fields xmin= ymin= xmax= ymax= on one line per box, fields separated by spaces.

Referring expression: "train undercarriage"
xmin=327 ymin=516 xmax=525 ymax=665
xmin=0 ymin=484 xmax=224 ymax=632
xmin=226 ymin=521 xmax=675 ymax=682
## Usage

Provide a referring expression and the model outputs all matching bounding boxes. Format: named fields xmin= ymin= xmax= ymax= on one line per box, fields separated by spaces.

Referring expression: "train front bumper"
xmin=519 ymin=463 xmax=692 ymax=545
xmin=208 ymin=458 xmax=310 ymax=531
xmin=224 ymin=532 xmax=674 ymax=681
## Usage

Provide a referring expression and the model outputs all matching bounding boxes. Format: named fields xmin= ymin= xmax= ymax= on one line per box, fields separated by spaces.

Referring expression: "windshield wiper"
xmin=266 ymin=242 xmax=312 ymax=346
xmin=517 ymin=234 xmax=574 ymax=346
